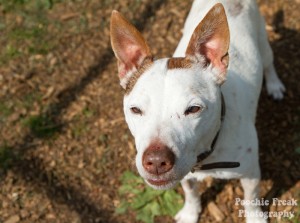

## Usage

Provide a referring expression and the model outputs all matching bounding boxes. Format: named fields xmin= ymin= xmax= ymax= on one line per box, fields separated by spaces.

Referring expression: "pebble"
xmin=4 ymin=215 xmax=20 ymax=223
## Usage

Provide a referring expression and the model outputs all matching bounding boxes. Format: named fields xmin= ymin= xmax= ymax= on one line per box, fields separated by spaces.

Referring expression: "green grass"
xmin=22 ymin=114 xmax=60 ymax=138
xmin=8 ymin=24 xmax=52 ymax=54
xmin=22 ymin=93 xmax=42 ymax=110
xmin=72 ymin=122 xmax=87 ymax=138
xmin=282 ymin=205 xmax=300 ymax=223
xmin=280 ymin=190 xmax=300 ymax=223
xmin=0 ymin=101 xmax=14 ymax=122
xmin=0 ymin=0 xmax=60 ymax=65
xmin=0 ymin=0 xmax=29 ymax=12
xmin=0 ymin=145 xmax=15 ymax=170
xmin=82 ymin=107 xmax=95 ymax=118
xmin=71 ymin=119 xmax=88 ymax=139
xmin=0 ymin=0 xmax=59 ymax=12
xmin=116 ymin=171 xmax=183 ymax=223
xmin=291 ymin=192 xmax=300 ymax=223
xmin=5 ymin=44 xmax=22 ymax=58
xmin=70 ymin=107 xmax=96 ymax=138
xmin=0 ymin=93 xmax=44 ymax=125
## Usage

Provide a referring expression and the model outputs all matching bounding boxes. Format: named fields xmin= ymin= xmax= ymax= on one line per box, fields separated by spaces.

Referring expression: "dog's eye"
xmin=184 ymin=106 xmax=202 ymax=116
xmin=130 ymin=107 xmax=143 ymax=115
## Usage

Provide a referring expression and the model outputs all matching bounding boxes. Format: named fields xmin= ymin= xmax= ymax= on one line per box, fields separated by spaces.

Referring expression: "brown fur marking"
xmin=167 ymin=57 xmax=193 ymax=69
xmin=125 ymin=57 xmax=153 ymax=94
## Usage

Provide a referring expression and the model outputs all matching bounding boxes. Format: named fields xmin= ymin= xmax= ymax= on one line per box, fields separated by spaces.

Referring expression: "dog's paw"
xmin=266 ymin=75 xmax=286 ymax=100
xmin=246 ymin=216 xmax=268 ymax=223
xmin=174 ymin=206 xmax=201 ymax=223
xmin=243 ymin=207 xmax=268 ymax=223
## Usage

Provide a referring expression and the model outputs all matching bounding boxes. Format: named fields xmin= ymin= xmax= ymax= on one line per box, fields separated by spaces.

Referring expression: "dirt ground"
xmin=0 ymin=0 xmax=299 ymax=223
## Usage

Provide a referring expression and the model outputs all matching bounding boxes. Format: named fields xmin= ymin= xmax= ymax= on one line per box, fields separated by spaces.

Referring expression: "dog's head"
xmin=110 ymin=4 xmax=229 ymax=189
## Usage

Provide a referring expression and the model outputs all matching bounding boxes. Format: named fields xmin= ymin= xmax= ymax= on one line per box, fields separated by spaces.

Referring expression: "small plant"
xmin=116 ymin=171 xmax=183 ymax=223
xmin=82 ymin=107 xmax=95 ymax=118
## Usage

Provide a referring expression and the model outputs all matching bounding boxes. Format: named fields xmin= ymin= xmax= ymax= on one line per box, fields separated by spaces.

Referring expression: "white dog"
xmin=110 ymin=0 xmax=285 ymax=222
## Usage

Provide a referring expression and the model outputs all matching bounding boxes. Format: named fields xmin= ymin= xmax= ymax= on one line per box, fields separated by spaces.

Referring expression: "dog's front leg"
xmin=240 ymin=177 xmax=268 ymax=223
xmin=175 ymin=178 xmax=201 ymax=223
xmin=258 ymin=14 xmax=285 ymax=100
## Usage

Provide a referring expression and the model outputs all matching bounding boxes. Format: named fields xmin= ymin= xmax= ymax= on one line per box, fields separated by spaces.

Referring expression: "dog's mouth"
xmin=147 ymin=178 xmax=170 ymax=186
xmin=145 ymin=177 xmax=179 ymax=189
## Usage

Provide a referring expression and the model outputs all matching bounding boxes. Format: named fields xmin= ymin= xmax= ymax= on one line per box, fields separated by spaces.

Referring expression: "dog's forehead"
xmin=127 ymin=58 xmax=206 ymax=98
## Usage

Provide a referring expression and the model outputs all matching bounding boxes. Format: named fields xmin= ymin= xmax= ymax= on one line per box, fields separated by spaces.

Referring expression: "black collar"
xmin=191 ymin=92 xmax=240 ymax=173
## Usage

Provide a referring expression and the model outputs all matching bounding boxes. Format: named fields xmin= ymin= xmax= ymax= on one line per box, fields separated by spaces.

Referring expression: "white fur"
xmin=122 ymin=0 xmax=285 ymax=222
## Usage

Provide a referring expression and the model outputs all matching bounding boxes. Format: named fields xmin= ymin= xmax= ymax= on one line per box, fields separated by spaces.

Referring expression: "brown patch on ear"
xmin=185 ymin=3 xmax=230 ymax=75
xmin=167 ymin=57 xmax=193 ymax=69
xmin=125 ymin=57 xmax=153 ymax=94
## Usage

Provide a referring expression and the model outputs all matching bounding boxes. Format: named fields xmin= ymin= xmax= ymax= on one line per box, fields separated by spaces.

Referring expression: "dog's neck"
xmin=191 ymin=92 xmax=240 ymax=172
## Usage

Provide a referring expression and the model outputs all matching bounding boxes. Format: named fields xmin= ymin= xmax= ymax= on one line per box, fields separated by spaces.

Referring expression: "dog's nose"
xmin=142 ymin=144 xmax=175 ymax=175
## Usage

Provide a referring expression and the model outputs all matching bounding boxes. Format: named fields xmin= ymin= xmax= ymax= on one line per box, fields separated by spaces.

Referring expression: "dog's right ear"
xmin=110 ymin=11 xmax=152 ymax=89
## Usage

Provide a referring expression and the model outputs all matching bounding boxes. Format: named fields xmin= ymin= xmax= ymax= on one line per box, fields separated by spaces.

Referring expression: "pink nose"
xmin=142 ymin=143 xmax=175 ymax=175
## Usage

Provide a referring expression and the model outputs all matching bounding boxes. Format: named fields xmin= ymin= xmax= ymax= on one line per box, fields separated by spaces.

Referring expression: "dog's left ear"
xmin=110 ymin=10 xmax=152 ymax=89
xmin=186 ymin=3 xmax=230 ymax=85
